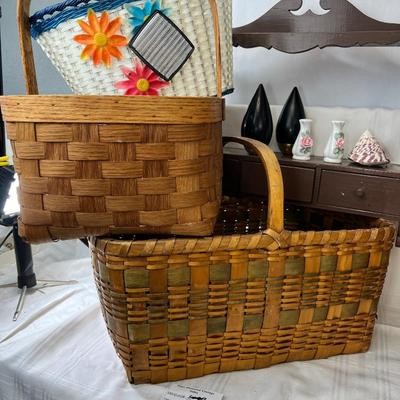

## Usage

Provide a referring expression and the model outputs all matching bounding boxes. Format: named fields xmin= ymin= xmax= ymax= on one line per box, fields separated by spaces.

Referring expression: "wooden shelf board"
xmin=233 ymin=0 xmax=400 ymax=53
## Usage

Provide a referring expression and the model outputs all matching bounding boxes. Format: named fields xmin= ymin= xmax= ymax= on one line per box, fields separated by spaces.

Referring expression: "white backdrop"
xmin=1 ymin=1 xmax=400 ymax=261
xmin=2 ymin=0 xmax=400 ymax=108
xmin=1 ymin=4 xmax=400 ymax=390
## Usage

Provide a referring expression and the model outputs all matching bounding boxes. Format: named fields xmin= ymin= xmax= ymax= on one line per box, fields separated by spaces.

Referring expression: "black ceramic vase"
xmin=241 ymin=84 xmax=273 ymax=145
xmin=276 ymin=87 xmax=306 ymax=156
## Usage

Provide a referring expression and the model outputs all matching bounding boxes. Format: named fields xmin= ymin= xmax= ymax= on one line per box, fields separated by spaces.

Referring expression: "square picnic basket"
xmin=90 ymin=136 xmax=395 ymax=384
xmin=0 ymin=0 xmax=226 ymax=243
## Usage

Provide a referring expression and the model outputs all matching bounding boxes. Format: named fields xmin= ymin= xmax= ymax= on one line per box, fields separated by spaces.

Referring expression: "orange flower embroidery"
xmin=74 ymin=9 xmax=128 ymax=67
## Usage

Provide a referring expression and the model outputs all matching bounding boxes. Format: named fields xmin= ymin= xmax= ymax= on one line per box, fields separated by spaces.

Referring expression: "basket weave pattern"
xmin=8 ymin=119 xmax=222 ymax=243
xmin=5 ymin=0 xmax=225 ymax=243
xmin=90 ymin=137 xmax=395 ymax=384
xmin=91 ymin=215 xmax=394 ymax=384
xmin=33 ymin=0 xmax=233 ymax=97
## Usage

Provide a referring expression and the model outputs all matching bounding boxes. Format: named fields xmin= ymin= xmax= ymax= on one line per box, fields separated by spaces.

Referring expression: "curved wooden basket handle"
xmin=223 ymin=136 xmax=285 ymax=235
xmin=17 ymin=0 xmax=223 ymax=97
xmin=209 ymin=0 xmax=223 ymax=97
xmin=17 ymin=0 xmax=38 ymax=94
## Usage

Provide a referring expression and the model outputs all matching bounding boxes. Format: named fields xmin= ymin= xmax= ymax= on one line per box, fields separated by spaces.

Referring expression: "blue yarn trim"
xmin=30 ymin=0 xmax=139 ymax=39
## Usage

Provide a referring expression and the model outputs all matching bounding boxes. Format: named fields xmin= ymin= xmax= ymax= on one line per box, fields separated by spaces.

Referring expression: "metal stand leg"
xmin=13 ymin=223 xmax=37 ymax=289
xmin=0 ymin=224 xmax=80 ymax=321
xmin=13 ymin=285 xmax=27 ymax=321
xmin=0 ymin=10 xmax=79 ymax=323
xmin=12 ymin=223 xmax=36 ymax=321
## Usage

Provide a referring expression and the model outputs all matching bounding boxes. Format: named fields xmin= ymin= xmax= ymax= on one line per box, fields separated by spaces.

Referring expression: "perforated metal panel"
xmin=129 ymin=11 xmax=194 ymax=81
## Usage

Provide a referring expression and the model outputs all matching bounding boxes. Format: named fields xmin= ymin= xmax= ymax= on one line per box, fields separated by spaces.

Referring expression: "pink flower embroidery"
xmin=301 ymin=136 xmax=314 ymax=148
xmin=114 ymin=62 xmax=169 ymax=96
xmin=336 ymin=137 xmax=345 ymax=151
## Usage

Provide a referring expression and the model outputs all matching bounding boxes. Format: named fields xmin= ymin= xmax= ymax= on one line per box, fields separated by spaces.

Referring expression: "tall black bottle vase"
xmin=241 ymin=84 xmax=273 ymax=146
xmin=276 ymin=87 xmax=306 ymax=156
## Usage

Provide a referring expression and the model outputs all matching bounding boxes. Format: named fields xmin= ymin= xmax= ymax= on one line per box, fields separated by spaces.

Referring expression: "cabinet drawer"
xmin=318 ymin=170 xmax=400 ymax=216
xmin=281 ymin=165 xmax=315 ymax=203
xmin=236 ymin=161 xmax=315 ymax=203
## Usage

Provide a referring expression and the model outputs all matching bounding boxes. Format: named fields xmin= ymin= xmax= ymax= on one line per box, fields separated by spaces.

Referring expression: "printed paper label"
xmin=162 ymin=384 xmax=224 ymax=400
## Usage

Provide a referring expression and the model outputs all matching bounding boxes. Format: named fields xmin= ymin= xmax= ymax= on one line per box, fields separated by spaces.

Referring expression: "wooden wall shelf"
xmin=233 ymin=0 xmax=400 ymax=53
xmin=230 ymin=0 xmax=400 ymax=246
xmin=223 ymin=148 xmax=400 ymax=246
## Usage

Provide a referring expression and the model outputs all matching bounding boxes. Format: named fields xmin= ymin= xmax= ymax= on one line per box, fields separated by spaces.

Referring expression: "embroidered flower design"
xmin=114 ymin=63 xmax=169 ymax=95
xmin=74 ymin=9 xmax=128 ymax=67
xmin=126 ymin=0 xmax=170 ymax=34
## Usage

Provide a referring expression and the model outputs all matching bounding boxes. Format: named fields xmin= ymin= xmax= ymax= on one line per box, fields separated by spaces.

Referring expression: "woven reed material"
xmin=90 ymin=199 xmax=395 ymax=384
xmin=28 ymin=0 xmax=233 ymax=97
xmin=6 ymin=116 xmax=222 ymax=243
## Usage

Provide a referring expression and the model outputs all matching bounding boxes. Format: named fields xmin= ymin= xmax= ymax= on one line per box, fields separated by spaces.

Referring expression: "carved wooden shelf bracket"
xmin=233 ymin=0 xmax=400 ymax=53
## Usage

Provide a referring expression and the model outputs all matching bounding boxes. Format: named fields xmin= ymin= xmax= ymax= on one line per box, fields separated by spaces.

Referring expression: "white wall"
xmin=2 ymin=0 xmax=400 ymax=108
xmin=223 ymin=104 xmax=400 ymax=163
xmin=1 ymin=0 xmax=71 ymax=96
xmin=230 ymin=0 xmax=400 ymax=108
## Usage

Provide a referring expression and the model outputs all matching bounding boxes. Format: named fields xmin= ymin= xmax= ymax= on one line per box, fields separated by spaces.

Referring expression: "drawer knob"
xmin=356 ymin=188 xmax=365 ymax=198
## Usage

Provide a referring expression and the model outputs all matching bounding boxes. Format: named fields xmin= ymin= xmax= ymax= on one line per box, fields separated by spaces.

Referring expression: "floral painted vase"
xmin=324 ymin=121 xmax=346 ymax=164
xmin=292 ymin=119 xmax=314 ymax=161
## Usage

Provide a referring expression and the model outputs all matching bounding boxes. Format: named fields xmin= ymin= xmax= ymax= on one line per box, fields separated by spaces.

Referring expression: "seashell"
xmin=349 ymin=130 xmax=390 ymax=166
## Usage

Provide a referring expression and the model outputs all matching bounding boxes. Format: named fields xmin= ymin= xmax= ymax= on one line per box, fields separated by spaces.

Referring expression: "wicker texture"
xmin=90 ymin=137 xmax=395 ymax=384
xmin=5 ymin=110 xmax=222 ymax=243
xmin=3 ymin=0 xmax=225 ymax=243
xmin=32 ymin=0 xmax=233 ymax=97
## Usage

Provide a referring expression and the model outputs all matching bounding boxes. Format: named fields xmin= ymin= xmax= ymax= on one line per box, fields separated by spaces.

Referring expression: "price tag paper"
xmin=162 ymin=384 xmax=224 ymax=400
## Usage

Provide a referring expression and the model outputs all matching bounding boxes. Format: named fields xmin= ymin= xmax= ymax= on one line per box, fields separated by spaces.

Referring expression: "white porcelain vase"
xmin=292 ymin=119 xmax=314 ymax=161
xmin=324 ymin=121 xmax=346 ymax=164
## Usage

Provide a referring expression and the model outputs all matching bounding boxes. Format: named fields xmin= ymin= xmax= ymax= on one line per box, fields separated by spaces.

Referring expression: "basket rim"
xmin=29 ymin=0 xmax=231 ymax=38
xmin=30 ymin=0 xmax=137 ymax=38
xmin=1 ymin=95 xmax=224 ymax=124
xmin=1 ymin=92 xmax=233 ymax=102
xmin=90 ymin=218 xmax=396 ymax=258
xmin=1 ymin=94 xmax=223 ymax=100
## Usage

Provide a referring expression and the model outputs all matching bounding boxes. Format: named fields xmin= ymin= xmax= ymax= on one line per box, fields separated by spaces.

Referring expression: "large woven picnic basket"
xmin=0 ymin=0 xmax=225 ymax=244
xmin=90 ymin=137 xmax=396 ymax=384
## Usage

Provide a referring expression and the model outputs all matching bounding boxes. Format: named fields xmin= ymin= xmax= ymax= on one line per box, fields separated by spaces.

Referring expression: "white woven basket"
xmin=30 ymin=0 xmax=233 ymax=97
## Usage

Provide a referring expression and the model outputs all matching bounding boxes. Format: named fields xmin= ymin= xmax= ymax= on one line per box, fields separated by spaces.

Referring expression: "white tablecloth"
xmin=1 ymin=241 xmax=400 ymax=400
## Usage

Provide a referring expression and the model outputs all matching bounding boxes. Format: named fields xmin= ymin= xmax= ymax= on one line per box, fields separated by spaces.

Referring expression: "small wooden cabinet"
xmin=223 ymin=148 xmax=400 ymax=246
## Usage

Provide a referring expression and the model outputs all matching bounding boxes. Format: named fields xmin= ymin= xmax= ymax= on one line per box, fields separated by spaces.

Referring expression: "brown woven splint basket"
xmin=0 ymin=0 xmax=224 ymax=243
xmin=90 ymin=137 xmax=395 ymax=384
